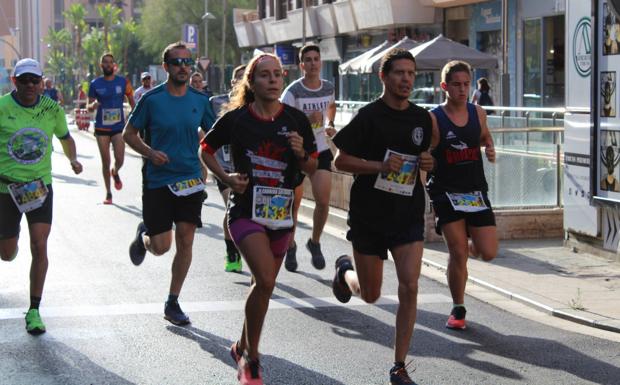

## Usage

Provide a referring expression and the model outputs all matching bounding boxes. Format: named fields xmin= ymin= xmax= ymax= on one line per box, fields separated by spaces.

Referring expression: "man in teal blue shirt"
xmin=123 ymin=42 xmax=215 ymax=326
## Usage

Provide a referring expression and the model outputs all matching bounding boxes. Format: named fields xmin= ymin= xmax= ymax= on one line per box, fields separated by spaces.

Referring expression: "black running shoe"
xmin=390 ymin=362 xmax=417 ymax=385
xmin=164 ymin=300 xmax=190 ymax=326
xmin=332 ymin=255 xmax=354 ymax=303
xmin=306 ymin=238 xmax=326 ymax=270
xmin=129 ymin=222 xmax=147 ymax=266
xmin=284 ymin=243 xmax=298 ymax=272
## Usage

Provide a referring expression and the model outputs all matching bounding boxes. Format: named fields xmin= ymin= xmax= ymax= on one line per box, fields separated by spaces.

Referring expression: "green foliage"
xmin=138 ymin=0 xmax=256 ymax=65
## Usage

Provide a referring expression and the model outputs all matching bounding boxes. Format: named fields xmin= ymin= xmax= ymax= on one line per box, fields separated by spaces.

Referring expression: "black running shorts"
xmin=317 ymin=149 xmax=333 ymax=171
xmin=142 ymin=186 xmax=203 ymax=236
xmin=346 ymin=219 xmax=424 ymax=260
xmin=0 ymin=185 xmax=53 ymax=240
xmin=431 ymin=192 xmax=496 ymax=236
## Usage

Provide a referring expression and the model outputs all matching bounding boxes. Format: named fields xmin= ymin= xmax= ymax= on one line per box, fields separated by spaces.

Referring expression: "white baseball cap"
xmin=141 ymin=72 xmax=151 ymax=80
xmin=13 ymin=58 xmax=43 ymax=77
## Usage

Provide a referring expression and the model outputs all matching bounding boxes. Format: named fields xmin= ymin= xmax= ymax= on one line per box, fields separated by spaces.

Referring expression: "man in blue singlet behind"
xmin=123 ymin=41 xmax=215 ymax=326
xmin=88 ymin=53 xmax=135 ymax=204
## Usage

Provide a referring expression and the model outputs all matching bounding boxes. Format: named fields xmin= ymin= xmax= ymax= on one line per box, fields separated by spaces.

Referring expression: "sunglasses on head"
xmin=166 ymin=57 xmax=195 ymax=67
xmin=16 ymin=75 xmax=42 ymax=85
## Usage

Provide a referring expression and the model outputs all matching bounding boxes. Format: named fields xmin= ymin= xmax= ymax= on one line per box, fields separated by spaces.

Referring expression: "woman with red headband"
xmin=200 ymin=53 xmax=317 ymax=385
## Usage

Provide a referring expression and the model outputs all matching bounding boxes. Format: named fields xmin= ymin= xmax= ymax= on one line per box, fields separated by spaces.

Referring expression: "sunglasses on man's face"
xmin=166 ymin=58 xmax=195 ymax=67
xmin=17 ymin=75 xmax=42 ymax=85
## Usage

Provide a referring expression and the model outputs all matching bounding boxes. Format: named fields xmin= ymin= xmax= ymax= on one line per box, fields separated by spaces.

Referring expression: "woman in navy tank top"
xmin=427 ymin=61 xmax=498 ymax=331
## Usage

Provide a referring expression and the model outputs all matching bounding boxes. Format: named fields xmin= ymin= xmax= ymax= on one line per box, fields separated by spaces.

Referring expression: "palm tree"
xmin=97 ymin=3 xmax=122 ymax=52
xmin=64 ymin=3 xmax=87 ymax=83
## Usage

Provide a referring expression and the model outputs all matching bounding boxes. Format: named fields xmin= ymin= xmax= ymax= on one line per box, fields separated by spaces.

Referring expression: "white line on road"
xmin=0 ymin=294 xmax=451 ymax=320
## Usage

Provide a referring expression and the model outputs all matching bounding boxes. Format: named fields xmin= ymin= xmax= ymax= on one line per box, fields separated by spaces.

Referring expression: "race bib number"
xmin=7 ymin=179 xmax=48 ymax=213
xmin=252 ymin=186 xmax=294 ymax=229
xmin=102 ymin=108 xmax=121 ymax=125
xmin=168 ymin=178 xmax=205 ymax=196
xmin=374 ymin=150 xmax=419 ymax=196
xmin=446 ymin=191 xmax=489 ymax=212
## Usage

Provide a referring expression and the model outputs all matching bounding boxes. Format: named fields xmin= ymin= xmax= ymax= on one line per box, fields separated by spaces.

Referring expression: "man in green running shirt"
xmin=0 ymin=58 xmax=83 ymax=335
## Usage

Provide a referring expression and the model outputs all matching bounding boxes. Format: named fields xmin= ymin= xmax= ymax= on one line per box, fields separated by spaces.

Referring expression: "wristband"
xmin=327 ymin=120 xmax=335 ymax=128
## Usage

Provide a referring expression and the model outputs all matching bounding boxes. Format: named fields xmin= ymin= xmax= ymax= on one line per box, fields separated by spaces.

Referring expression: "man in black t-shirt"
xmin=331 ymin=49 xmax=434 ymax=385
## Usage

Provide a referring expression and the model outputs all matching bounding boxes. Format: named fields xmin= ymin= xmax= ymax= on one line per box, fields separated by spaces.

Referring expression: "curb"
xmin=298 ymin=200 xmax=620 ymax=334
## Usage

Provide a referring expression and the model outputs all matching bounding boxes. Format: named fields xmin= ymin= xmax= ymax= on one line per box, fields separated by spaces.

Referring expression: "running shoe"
xmin=25 ymin=309 xmax=46 ymax=335
xmin=332 ymin=254 xmax=353 ymax=303
xmin=445 ymin=306 xmax=467 ymax=330
xmin=129 ymin=222 xmax=147 ymax=266
xmin=306 ymin=238 xmax=326 ymax=270
xmin=284 ymin=242 xmax=297 ymax=272
xmin=103 ymin=192 xmax=113 ymax=205
xmin=230 ymin=341 xmax=242 ymax=364
xmin=164 ymin=300 xmax=190 ymax=326
xmin=389 ymin=362 xmax=416 ymax=385
xmin=111 ymin=168 xmax=123 ymax=190
xmin=225 ymin=249 xmax=243 ymax=273
xmin=237 ymin=353 xmax=263 ymax=385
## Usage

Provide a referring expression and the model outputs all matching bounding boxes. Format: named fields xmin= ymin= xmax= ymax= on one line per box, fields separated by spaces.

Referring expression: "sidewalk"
xmin=299 ymin=201 xmax=620 ymax=334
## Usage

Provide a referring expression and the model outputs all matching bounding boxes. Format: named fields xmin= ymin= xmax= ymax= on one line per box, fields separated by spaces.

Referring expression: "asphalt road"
xmin=1 ymin=128 xmax=619 ymax=385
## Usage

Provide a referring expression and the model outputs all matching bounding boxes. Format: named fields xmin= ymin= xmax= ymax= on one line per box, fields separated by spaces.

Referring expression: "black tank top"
xmin=428 ymin=103 xmax=488 ymax=194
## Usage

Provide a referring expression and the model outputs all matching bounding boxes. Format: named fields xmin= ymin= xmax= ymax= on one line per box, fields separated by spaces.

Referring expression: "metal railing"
xmin=334 ymin=101 xmax=565 ymax=209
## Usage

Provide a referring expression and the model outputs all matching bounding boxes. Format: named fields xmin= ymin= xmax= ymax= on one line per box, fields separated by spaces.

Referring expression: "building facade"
xmin=233 ymin=0 xmax=567 ymax=108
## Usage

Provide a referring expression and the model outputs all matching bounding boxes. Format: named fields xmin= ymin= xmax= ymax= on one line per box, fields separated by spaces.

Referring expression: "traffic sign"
xmin=183 ymin=24 xmax=199 ymax=52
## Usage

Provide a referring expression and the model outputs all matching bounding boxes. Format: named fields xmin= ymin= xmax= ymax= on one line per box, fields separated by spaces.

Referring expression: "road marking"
xmin=0 ymin=294 xmax=451 ymax=320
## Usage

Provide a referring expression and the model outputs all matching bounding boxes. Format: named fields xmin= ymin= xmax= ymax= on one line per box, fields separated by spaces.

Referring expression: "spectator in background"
xmin=134 ymin=72 xmax=153 ymax=103
xmin=190 ymin=72 xmax=212 ymax=98
xmin=471 ymin=77 xmax=494 ymax=114
xmin=77 ymin=84 xmax=87 ymax=109
xmin=42 ymin=78 xmax=63 ymax=105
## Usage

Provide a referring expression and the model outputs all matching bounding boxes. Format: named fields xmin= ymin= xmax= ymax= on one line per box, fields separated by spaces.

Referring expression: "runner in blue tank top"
xmin=427 ymin=60 xmax=498 ymax=331
xmin=87 ymin=53 xmax=135 ymax=204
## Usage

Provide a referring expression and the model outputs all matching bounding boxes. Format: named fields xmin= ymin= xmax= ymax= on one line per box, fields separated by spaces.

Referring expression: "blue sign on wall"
xmin=275 ymin=44 xmax=296 ymax=66
xmin=183 ymin=24 xmax=199 ymax=53
xmin=473 ymin=0 xmax=502 ymax=32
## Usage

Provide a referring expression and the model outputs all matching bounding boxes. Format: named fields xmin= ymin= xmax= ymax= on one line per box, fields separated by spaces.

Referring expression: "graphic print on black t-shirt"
xmin=250 ymin=137 xmax=288 ymax=187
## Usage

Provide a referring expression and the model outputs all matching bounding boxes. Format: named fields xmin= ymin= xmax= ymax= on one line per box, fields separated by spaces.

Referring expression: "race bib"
xmin=446 ymin=191 xmax=489 ymax=212
xmin=168 ymin=178 xmax=205 ymax=196
xmin=222 ymin=145 xmax=231 ymax=162
xmin=102 ymin=108 xmax=121 ymax=125
xmin=7 ymin=179 xmax=48 ymax=213
xmin=252 ymin=186 xmax=294 ymax=229
xmin=374 ymin=149 xmax=419 ymax=196
xmin=312 ymin=123 xmax=329 ymax=153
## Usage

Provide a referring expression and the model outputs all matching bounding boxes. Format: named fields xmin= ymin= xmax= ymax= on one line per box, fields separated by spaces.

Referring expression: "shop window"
xmin=275 ymin=0 xmax=287 ymax=20
xmin=523 ymin=19 xmax=542 ymax=107
xmin=522 ymin=16 xmax=565 ymax=108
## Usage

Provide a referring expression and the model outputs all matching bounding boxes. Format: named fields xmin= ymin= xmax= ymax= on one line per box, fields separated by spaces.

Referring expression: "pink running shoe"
xmin=237 ymin=354 xmax=263 ymax=385
xmin=445 ymin=306 xmax=467 ymax=330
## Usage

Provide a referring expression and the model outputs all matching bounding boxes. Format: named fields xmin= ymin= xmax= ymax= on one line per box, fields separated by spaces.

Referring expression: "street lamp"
xmin=201 ymin=1 xmax=216 ymax=59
